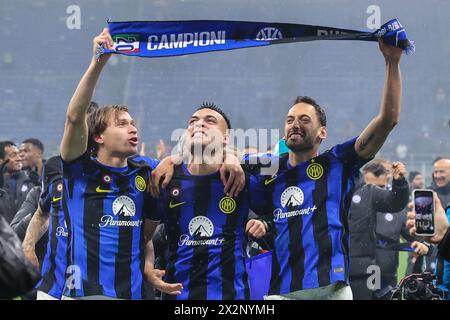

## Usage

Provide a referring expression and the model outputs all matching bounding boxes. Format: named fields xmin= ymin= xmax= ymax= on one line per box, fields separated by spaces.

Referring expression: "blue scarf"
xmin=98 ymin=18 xmax=414 ymax=59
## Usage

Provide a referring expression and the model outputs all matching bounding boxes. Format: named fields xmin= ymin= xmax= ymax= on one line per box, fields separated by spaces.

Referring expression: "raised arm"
xmin=355 ymin=40 xmax=403 ymax=159
xmin=372 ymin=162 xmax=409 ymax=213
xmin=60 ymin=28 xmax=113 ymax=162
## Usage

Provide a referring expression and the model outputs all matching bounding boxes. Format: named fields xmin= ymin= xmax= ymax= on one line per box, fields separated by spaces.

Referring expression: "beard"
xmin=285 ymin=132 xmax=320 ymax=152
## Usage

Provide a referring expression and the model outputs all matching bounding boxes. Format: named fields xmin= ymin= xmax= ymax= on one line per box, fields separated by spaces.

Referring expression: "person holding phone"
xmin=406 ymin=195 xmax=450 ymax=297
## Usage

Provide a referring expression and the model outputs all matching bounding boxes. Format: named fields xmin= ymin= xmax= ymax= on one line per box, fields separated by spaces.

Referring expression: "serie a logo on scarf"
xmin=255 ymin=27 xmax=283 ymax=41
xmin=113 ymin=34 xmax=140 ymax=53
xmin=219 ymin=196 xmax=236 ymax=214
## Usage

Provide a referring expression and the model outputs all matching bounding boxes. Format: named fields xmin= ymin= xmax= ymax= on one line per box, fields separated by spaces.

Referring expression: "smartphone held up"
xmin=413 ymin=189 xmax=435 ymax=236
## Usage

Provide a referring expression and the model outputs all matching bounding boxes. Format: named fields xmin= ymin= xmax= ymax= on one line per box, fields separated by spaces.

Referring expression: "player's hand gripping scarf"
xmin=97 ymin=18 xmax=414 ymax=59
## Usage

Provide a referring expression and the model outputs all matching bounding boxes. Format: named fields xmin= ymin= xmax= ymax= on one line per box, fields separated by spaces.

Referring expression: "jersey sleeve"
xmin=145 ymin=192 xmax=165 ymax=222
xmin=248 ymin=174 xmax=270 ymax=216
xmin=39 ymin=156 xmax=62 ymax=212
xmin=61 ymin=151 xmax=95 ymax=179
xmin=242 ymin=153 xmax=279 ymax=176
xmin=39 ymin=184 xmax=51 ymax=212
xmin=133 ymin=155 xmax=160 ymax=170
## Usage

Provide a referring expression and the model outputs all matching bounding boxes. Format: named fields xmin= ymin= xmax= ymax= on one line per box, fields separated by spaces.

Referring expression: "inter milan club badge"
xmin=306 ymin=159 xmax=324 ymax=180
xmin=219 ymin=196 xmax=236 ymax=214
xmin=135 ymin=175 xmax=147 ymax=192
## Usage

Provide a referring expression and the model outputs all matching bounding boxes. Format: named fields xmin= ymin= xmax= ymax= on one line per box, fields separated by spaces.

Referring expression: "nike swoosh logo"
xmin=264 ymin=176 xmax=277 ymax=185
xmin=96 ymin=186 xmax=114 ymax=193
xmin=52 ymin=196 xmax=62 ymax=202
xmin=169 ymin=201 xmax=186 ymax=209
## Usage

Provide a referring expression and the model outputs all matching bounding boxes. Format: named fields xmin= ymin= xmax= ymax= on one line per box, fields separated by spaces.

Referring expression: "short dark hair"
xmin=409 ymin=171 xmax=422 ymax=182
xmin=362 ymin=161 xmax=388 ymax=177
xmin=196 ymin=102 xmax=231 ymax=130
xmin=0 ymin=141 xmax=15 ymax=160
xmin=22 ymin=138 xmax=44 ymax=154
xmin=292 ymin=96 xmax=327 ymax=127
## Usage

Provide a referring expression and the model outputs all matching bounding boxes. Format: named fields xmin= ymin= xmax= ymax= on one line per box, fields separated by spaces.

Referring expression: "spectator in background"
xmin=429 ymin=157 xmax=450 ymax=296
xmin=406 ymin=194 xmax=450 ymax=261
xmin=0 ymin=141 xmax=38 ymax=223
xmin=430 ymin=158 xmax=450 ymax=206
xmin=364 ymin=164 xmax=429 ymax=296
xmin=0 ymin=187 xmax=13 ymax=226
xmin=10 ymin=186 xmax=45 ymax=254
xmin=0 ymin=141 xmax=22 ymax=178
xmin=370 ymin=158 xmax=393 ymax=183
xmin=9 ymin=185 xmax=44 ymax=300
xmin=19 ymin=138 xmax=45 ymax=182
xmin=0 ymin=214 xmax=40 ymax=299
xmin=409 ymin=171 xmax=425 ymax=191
xmin=349 ymin=160 xmax=413 ymax=299
xmin=406 ymin=194 xmax=450 ymax=297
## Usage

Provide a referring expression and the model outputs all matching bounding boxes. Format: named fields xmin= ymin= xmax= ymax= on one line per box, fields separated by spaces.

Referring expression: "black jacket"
xmin=2 ymin=170 xmax=38 ymax=219
xmin=349 ymin=177 xmax=409 ymax=278
xmin=348 ymin=177 xmax=409 ymax=300
xmin=0 ymin=215 xmax=40 ymax=299
xmin=10 ymin=186 xmax=48 ymax=265
xmin=375 ymin=210 xmax=417 ymax=286
xmin=10 ymin=186 xmax=41 ymax=240
xmin=0 ymin=188 xmax=15 ymax=224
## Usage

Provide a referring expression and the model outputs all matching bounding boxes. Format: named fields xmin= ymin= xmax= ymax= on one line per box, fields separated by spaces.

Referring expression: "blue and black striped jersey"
xmin=248 ymin=137 xmax=370 ymax=295
xmin=150 ymin=164 xmax=251 ymax=300
xmin=36 ymin=155 xmax=67 ymax=298
xmin=61 ymin=153 xmax=158 ymax=299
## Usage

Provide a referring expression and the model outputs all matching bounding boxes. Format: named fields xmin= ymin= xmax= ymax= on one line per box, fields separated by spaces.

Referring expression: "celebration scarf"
xmin=98 ymin=18 xmax=414 ymax=59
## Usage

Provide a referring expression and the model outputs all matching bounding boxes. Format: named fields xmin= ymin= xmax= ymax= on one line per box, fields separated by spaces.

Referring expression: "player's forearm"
xmin=66 ymin=61 xmax=105 ymax=124
xmin=144 ymin=240 xmax=155 ymax=272
xmin=379 ymin=61 xmax=402 ymax=127
xmin=61 ymin=60 xmax=106 ymax=160
xmin=22 ymin=209 xmax=49 ymax=251
xmin=355 ymin=63 xmax=401 ymax=159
